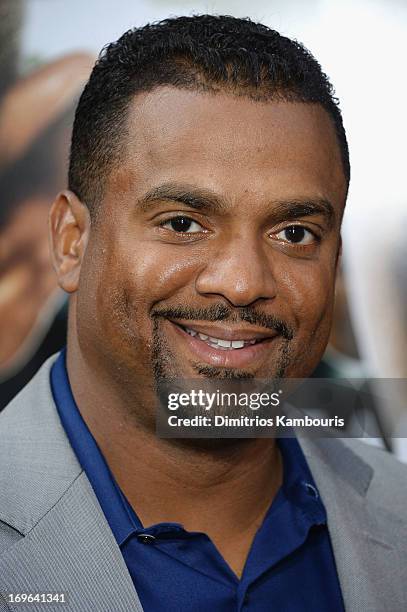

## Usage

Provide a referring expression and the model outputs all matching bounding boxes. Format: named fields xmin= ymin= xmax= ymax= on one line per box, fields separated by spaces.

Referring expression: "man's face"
xmin=74 ymin=87 xmax=346 ymax=395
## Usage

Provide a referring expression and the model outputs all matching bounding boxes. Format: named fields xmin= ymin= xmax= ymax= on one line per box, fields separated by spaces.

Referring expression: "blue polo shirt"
xmin=51 ymin=350 xmax=345 ymax=611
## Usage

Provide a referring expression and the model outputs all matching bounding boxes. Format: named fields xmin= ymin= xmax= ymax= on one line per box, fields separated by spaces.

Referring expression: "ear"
xmin=49 ymin=190 xmax=91 ymax=293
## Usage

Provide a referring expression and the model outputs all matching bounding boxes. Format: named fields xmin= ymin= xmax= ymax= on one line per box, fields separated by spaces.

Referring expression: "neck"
xmin=67 ymin=331 xmax=283 ymax=577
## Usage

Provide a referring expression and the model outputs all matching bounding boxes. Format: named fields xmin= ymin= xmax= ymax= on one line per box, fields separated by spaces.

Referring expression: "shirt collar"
xmin=277 ymin=436 xmax=327 ymax=523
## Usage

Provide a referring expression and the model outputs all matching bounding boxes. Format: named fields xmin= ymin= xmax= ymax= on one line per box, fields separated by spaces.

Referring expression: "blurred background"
xmin=0 ymin=0 xmax=406 ymax=456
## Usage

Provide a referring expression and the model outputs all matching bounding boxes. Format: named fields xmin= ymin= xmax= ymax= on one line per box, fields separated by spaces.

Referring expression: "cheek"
xmin=278 ymin=259 xmax=336 ymax=333
xmin=278 ymin=261 xmax=336 ymax=377
xmin=96 ymin=232 xmax=204 ymax=324
xmin=123 ymin=242 xmax=205 ymax=307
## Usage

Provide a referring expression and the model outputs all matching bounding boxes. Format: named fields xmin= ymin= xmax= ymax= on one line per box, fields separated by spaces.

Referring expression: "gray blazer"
xmin=0 ymin=355 xmax=406 ymax=611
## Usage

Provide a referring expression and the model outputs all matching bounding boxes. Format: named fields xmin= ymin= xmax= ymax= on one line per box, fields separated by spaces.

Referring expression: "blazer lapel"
xmin=0 ymin=472 xmax=143 ymax=611
xmin=0 ymin=356 xmax=143 ymax=611
xmin=299 ymin=436 xmax=407 ymax=612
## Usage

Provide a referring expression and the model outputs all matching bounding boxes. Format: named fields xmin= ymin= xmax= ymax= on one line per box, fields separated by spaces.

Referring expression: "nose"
xmin=195 ymin=234 xmax=277 ymax=307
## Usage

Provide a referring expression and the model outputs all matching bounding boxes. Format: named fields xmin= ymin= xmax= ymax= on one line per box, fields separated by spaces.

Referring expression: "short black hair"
xmin=69 ymin=14 xmax=350 ymax=215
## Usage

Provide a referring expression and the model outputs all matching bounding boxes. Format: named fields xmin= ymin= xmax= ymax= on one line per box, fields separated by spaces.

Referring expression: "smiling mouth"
xmin=171 ymin=320 xmax=274 ymax=349
xmin=165 ymin=319 xmax=281 ymax=370
xmin=179 ymin=325 xmax=263 ymax=350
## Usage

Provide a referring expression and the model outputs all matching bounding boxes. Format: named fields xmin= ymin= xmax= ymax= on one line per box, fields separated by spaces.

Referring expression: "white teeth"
xmin=184 ymin=326 xmax=259 ymax=350
xmin=218 ymin=339 xmax=232 ymax=348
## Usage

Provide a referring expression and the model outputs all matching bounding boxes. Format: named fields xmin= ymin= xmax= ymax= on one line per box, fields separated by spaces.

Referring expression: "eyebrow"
xmin=269 ymin=199 xmax=336 ymax=229
xmin=139 ymin=183 xmax=228 ymax=214
xmin=138 ymin=181 xmax=336 ymax=228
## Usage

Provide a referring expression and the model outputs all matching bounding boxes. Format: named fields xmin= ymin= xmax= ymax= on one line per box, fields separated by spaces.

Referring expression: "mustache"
xmin=151 ymin=304 xmax=294 ymax=341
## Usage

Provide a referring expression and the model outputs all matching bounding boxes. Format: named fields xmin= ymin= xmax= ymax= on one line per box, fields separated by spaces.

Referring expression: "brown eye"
xmin=162 ymin=216 xmax=203 ymax=233
xmin=276 ymin=225 xmax=315 ymax=245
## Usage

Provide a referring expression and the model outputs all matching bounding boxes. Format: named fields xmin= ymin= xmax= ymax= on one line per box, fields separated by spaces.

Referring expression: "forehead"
xmin=111 ymin=87 xmax=347 ymax=209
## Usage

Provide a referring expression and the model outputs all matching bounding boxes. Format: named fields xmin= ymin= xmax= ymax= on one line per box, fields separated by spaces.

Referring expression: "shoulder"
xmin=0 ymin=355 xmax=56 ymax=428
xmin=0 ymin=355 xmax=82 ymax=541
